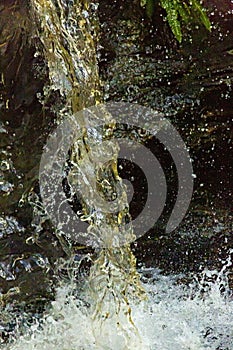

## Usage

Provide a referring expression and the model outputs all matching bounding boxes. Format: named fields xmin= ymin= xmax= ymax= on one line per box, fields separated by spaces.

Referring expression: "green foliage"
xmin=141 ymin=0 xmax=211 ymax=42
xmin=145 ymin=0 xmax=156 ymax=17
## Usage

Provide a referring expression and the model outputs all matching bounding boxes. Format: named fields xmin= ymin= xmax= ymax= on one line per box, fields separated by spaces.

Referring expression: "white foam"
xmin=4 ymin=264 xmax=232 ymax=350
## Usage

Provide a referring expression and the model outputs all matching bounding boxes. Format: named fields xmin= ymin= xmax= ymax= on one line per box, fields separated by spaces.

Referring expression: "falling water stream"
xmin=15 ymin=0 xmax=147 ymax=348
xmin=0 ymin=1 xmax=232 ymax=350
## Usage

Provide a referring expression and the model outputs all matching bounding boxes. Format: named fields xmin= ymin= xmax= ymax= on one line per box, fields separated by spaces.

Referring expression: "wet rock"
xmin=98 ymin=0 xmax=232 ymax=279
xmin=0 ymin=1 xmax=64 ymax=306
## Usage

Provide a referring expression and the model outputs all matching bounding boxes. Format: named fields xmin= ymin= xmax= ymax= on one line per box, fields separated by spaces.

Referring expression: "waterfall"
xmin=30 ymin=0 xmax=146 ymax=348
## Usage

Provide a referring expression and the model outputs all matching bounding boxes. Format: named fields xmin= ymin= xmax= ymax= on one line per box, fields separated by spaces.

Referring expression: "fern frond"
xmin=190 ymin=0 xmax=211 ymax=31
xmin=176 ymin=1 xmax=190 ymax=24
xmin=140 ymin=0 xmax=147 ymax=7
xmin=140 ymin=0 xmax=211 ymax=42
xmin=160 ymin=0 xmax=182 ymax=42
xmin=167 ymin=8 xmax=182 ymax=42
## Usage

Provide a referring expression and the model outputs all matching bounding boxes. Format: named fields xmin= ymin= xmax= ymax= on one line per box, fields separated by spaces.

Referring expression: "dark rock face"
xmin=0 ymin=1 xmax=64 ymax=301
xmin=1 ymin=1 xmax=40 ymax=217
xmin=204 ymin=0 xmax=233 ymax=13
xmin=98 ymin=0 xmax=232 ymax=275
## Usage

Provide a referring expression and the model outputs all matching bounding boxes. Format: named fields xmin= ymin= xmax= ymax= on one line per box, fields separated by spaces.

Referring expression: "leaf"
xmin=160 ymin=0 xmax=182 ymax=42
xmin=140 ymin=0 xmax=147 ymax=7
xmin=159 ymin=0 xmax=169 ymax=11
xmin=190 ymin=0 xmax=211 ymax=31
xmin=176 ymin=1 xmax=190 ymax=24
xmin=166 ymin=8 xmax=182 ymax=42
xmin=141 ymin=0 xmax=211 ymax=42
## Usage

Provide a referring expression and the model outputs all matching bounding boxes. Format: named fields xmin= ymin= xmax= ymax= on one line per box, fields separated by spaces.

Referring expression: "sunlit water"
xmin=2 ymin=253 xmax=232 ymax=350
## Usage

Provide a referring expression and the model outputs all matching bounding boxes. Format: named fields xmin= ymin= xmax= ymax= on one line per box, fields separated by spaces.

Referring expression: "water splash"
xmin=2 ymin=254 xmax=232 ymax=350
